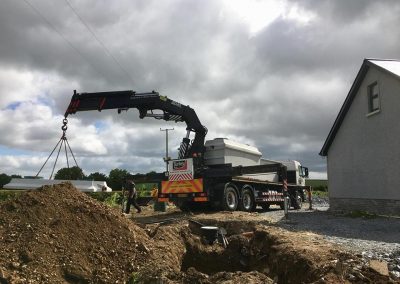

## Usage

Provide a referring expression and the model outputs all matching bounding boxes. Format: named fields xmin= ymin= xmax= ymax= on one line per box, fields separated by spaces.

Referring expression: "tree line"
xmin=0 ymin=167 xmax=158 ymax=190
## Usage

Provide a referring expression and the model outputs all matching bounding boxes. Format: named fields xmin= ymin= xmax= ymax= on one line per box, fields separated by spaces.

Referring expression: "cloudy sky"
xmin=0 ymin=0 xmax=399 ymax=179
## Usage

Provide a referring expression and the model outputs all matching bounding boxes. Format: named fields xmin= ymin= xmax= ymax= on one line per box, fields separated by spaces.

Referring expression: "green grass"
xmin=128 ymin=272 xmax=141 ymax=284
xmin=311 ymin=190 xmax=328 ymax=198
xmin=306 ymin=179 xmax=328 ymax=192
xmin=0 ymin=190 xmax=22 ymax=202
xmin=136 ymin=182 xmax=158 ymax=198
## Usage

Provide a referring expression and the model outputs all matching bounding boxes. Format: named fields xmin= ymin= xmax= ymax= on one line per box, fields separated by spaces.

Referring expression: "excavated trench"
xmin=182 ymin=221 xmax=320 ymax=283
xmin=145 ymin=219 xmax=331 ymax=284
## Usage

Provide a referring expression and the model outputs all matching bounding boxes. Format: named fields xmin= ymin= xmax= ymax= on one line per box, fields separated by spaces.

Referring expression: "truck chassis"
xmin=158 ymin=162 xmax=311 ymax=212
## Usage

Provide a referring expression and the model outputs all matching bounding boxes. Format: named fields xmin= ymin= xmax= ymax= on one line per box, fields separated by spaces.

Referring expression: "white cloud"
xmin=0 ymin=101 xmax=107 ymax=154
xmin=0 ymin=68 xmax=36 ymax=107
xmin=221 ymin=0 xmax=285 ymax=34
xmin=283 ymin=3 xmax=316 ymax=25
xmin=0 ymin=155 xmax=46 ymax=177
xmin=309 ymin=171 xmax=327 ymax=180
xmin=221 ymin=0 xmax=316 ymax=35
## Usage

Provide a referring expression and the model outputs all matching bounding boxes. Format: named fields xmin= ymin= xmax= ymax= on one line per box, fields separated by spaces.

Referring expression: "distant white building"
xmin=4 ymin=178 xmax=112 ymax=192
xmin=320 ymin=59 xmax=400 ymax=215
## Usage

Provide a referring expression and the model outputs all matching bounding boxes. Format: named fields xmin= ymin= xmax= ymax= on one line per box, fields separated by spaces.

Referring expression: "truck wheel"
xmin=175 ymin=200 xmax=190 ymax=212
xmin=294 ymin=192 xmax=302 ymax=210
xmin=176 ymin=201 xmax=208 ymax=212
xmin=239 ymin=188 xmax=256 ymax=212
xmin=222 ymin=186 xmax=238 ymax=211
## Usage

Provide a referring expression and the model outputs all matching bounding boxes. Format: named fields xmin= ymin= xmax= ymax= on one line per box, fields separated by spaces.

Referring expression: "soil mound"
xmin=0 ymin=182 xmax=151 ymax=283
xmin=0 ymin=184 xmax=396 ymax=283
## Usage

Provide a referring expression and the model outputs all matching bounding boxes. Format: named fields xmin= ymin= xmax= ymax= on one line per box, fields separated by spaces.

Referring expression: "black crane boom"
xmin=64 ymin=90 xmax=207 ymax=160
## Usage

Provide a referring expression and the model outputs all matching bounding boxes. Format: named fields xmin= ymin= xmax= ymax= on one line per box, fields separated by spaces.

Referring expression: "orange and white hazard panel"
xmin=168 ymin=158 xmax=194 ymax=181
xmin=161 ymin=178 xmax=203 ymax=194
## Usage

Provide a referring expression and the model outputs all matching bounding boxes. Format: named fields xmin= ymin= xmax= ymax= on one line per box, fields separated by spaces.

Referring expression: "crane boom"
xmin=64 ymin=90 xmax=207 ymax=160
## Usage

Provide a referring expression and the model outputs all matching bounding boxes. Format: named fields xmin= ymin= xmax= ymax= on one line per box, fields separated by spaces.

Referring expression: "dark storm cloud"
xmin=259 ymin=0 xmax=400 ymax=74
xmin=0 ymin=0 xmax=250 ymax=107
xmin=0 ymin=1 xmax=156 ymax=91
xmin=289 ymin=0 xmax=396 ymax=23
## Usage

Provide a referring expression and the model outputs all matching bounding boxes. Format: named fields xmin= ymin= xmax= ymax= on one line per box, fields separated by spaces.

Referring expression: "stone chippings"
xmin=271 ymin=196 xmax=400 ymax=281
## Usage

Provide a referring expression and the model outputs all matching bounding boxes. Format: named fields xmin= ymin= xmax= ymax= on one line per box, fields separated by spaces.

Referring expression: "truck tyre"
xmin=293 ymin=192 xmax=302 ymax=210
xmin=176 ymin=201 xmax=208 ymax=212
xmin=239 ymin=188 xmax=256 ymax=212
xmin=175 ymin=200 xmax=190 ymax=212
xmin=222 ymin=186 xmax=238 ymax=211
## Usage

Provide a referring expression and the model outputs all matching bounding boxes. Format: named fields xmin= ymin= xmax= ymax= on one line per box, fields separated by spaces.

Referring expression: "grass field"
xmin=306 ymin=179 xmax=328 ymax=192
xmin=0 ymin=190 xmax=22 ymax=202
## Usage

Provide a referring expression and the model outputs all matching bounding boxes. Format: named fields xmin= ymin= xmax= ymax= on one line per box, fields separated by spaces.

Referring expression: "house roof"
xmin=319 ymin=59 xmax=400 ymax=156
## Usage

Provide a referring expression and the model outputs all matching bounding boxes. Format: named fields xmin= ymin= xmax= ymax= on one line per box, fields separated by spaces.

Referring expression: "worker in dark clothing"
xmin=124 ymin=180 xmax=141 ymax=214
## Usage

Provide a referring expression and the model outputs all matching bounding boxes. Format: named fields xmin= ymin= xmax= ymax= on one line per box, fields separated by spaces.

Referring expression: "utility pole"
xmin=160 ymin=128 xmax=174 ymax=171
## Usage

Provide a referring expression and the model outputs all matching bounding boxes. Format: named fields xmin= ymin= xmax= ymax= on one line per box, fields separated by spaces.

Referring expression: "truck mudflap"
xmin=158 ymin=178 xmax=208 ymax=202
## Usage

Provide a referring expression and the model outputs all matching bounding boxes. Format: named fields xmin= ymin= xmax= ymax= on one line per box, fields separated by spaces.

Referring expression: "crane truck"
xmin=64 ymin=90 xmax=310 ymax=211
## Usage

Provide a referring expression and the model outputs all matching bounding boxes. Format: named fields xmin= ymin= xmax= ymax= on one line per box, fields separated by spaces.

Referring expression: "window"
xmin=298 ymin=165 xmax=304 ymax=177
xmin=368 ymin=82 xmax=380 ymax=113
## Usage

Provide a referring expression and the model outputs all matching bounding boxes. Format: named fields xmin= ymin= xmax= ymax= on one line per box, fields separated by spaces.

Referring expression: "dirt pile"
xmin=0 ymin=182 xmax=152 ymax=283
xmin=0 ymin=185 xmax=397 ymax=283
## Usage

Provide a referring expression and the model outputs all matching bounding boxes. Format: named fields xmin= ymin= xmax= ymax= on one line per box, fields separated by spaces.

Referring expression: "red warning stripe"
xmin=169 ymin=173 xmax=193 ymax=181
xmin=99 ymin=97 xmax=106 ymax=110
xmin=283 ymin=179 xmax=288 ymax=191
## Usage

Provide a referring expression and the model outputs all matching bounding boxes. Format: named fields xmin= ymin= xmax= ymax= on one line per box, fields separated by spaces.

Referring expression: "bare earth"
xmin=0 ymin=183 xmax=398 ymax=283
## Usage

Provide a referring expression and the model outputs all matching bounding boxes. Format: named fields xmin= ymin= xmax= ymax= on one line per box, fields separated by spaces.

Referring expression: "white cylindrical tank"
xmin=204 ymin=138 xmax=262 ymax=166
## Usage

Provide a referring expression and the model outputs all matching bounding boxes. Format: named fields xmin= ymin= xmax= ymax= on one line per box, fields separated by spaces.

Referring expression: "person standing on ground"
xmin=125 ymin=180 xmax=141 ymax=214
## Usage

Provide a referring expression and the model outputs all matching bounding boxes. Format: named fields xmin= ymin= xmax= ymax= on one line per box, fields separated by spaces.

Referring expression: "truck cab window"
xmin=298 ymin=165 xmax=304 ymax=177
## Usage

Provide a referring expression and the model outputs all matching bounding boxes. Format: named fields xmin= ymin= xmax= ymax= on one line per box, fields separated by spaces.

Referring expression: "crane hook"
xmin=61 ymin=118 xmax=68 ymax=131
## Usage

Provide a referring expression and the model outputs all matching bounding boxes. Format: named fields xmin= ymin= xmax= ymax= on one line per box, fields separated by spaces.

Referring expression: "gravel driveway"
xmin=261 ymin=201 xmax=400 ymax=278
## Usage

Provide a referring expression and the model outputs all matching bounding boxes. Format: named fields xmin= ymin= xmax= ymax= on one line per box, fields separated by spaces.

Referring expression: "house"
xmin=320 ymin=59 xmax=400 ymax=215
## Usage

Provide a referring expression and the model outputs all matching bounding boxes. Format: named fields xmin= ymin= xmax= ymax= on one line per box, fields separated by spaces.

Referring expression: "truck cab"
xmin=260 ymin=159 xmax=309 ymax=186
xmin=279 ymin=160 xmax=309 ymax=186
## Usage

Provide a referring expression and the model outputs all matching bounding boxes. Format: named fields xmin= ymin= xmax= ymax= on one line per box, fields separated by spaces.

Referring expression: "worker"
xmin=124 ymin=180 xmax=141 ymax=214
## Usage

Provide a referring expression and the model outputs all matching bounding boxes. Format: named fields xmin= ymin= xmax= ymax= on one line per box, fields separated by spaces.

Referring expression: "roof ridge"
xmin=366 ymin=58 xmax=400 ymax=62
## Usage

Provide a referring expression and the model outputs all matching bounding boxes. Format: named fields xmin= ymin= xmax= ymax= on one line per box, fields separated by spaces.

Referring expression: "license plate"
xmin=177 ymin=194 xmax=188 ymax=198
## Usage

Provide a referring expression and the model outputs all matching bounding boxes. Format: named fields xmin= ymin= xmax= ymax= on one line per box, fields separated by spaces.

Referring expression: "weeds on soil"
xmin=128 ymin=272 xmax=141 ymax=284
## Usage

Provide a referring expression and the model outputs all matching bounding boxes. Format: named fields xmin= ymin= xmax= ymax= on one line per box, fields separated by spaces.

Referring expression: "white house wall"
xmin=327 ymin=66 xmax=400 ymax=213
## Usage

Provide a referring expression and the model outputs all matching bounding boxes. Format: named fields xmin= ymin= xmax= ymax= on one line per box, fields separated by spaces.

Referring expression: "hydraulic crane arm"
xmin=64 ymin=90 xmax=207 ymax=159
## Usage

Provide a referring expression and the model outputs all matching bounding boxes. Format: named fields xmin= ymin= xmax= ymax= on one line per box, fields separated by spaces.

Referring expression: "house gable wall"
xmin=327 ymin=66 xmax=400 ymax=201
